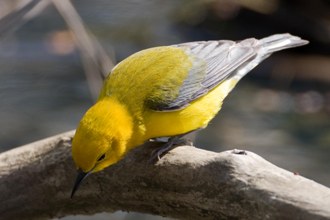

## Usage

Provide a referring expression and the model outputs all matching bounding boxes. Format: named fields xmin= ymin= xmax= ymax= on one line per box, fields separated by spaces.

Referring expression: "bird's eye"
xmin=97 ymin=154 xmax=106 ymax=162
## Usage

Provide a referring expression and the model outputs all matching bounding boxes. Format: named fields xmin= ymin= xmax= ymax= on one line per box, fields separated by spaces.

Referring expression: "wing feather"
xmin=150 ymin=40 xmax=256 ymax=110
xmin=146 ymin=34 xmax=308 ymax=111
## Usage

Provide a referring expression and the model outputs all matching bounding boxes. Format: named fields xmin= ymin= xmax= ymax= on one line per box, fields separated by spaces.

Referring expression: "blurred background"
xmin=0 ymin=0 xmax=329 ymax=219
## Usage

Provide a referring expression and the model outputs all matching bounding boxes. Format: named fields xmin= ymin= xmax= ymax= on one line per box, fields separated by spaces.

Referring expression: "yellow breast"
xmin=141 ymin=78 xmax=238 ymax=140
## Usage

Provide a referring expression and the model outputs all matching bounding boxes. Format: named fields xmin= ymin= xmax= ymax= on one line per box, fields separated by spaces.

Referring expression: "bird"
xmin=70 ymin=33 xmax=308 ymax=197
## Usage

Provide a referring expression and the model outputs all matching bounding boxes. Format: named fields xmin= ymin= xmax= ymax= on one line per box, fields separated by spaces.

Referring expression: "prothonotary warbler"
xmin=71 ymin=33 xmax=308 ymax=197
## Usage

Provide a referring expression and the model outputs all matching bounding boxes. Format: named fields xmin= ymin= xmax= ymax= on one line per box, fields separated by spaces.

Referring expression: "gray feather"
xmin=150 ymin=33 xmax=308 ymax=111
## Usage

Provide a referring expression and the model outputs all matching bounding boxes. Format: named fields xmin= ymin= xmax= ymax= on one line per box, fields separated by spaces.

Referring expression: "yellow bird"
xmin=71 ymin=33 xmax=308 ymax=197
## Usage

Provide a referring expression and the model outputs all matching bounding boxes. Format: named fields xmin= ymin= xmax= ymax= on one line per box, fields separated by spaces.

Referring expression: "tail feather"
xmin=260 ymin=33 xmax=309 ymax=53
xmin=233 ymin=33 xmax=308 ymax=80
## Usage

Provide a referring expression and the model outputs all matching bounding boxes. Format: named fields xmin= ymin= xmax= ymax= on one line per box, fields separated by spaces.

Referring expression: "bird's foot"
xmin=149 ymin=135 xmax=190 ymax=163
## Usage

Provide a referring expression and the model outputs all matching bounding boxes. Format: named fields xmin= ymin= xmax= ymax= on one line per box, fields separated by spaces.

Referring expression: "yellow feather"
xmin=72 ymin=44 xmax=237 ymax=173
xmin=142 ymin=78 xmax=238 ymax=140
xmin=99 ymin=46 xmax=192 ymax=116
xmin=72 ymin=98 xmax=133 ymax=172
xmin=71 ymin=34 xmax=308 ymax=182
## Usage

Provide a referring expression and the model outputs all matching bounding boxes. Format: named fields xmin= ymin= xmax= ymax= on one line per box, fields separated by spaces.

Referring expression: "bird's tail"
xmin=232 ymin=33 xmax=308 ymax=81
xmin=259 ymin=33 xmax=309 ymax=53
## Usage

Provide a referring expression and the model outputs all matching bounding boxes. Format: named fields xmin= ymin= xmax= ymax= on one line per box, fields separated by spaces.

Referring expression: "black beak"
xmin=71 ymin=169 xmax=90 ymax=198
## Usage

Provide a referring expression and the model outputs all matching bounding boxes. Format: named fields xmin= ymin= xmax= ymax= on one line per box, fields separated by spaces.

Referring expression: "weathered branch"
xmin=0 ymin=131 xmax=330 ymax=220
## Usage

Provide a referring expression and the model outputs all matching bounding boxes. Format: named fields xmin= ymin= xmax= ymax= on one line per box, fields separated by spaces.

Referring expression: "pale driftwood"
xmin=0 ymin=131 xmax=330 ymax=220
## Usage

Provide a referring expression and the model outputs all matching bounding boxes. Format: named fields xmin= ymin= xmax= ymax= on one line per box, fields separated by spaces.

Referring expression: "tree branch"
xmin=1 ymin=131 xmax=330 ymax=220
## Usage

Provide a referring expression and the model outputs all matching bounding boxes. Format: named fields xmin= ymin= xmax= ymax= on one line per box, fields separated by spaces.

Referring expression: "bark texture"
xmin=0 ymin=130 xmax=330 ymax=220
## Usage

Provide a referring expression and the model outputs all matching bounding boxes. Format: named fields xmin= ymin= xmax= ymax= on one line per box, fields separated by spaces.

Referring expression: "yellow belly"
xmin=142 ymin=78 xmax=238 ymax=139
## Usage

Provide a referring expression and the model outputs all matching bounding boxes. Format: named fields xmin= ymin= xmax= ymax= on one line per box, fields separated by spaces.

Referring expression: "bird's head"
xmin=70 ymin=98 xmax=133 ymax=197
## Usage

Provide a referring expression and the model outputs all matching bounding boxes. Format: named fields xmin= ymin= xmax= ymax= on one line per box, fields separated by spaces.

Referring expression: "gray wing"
xmin=148 ymin=34 xmax=308 ymax=111
xmin=150 ymin=40 xmax=257 ymax=111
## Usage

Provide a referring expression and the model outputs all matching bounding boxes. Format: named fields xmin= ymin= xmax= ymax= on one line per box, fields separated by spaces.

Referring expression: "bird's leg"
xmin=149 ymin=129 xmax=198 ymax=163
xmin=150 ymin=135 xmax=182 ymax=162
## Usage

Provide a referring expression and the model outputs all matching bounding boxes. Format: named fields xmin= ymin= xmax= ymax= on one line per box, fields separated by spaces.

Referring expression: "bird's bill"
xmin=71 ymin=169 xmax=90 ymax=198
